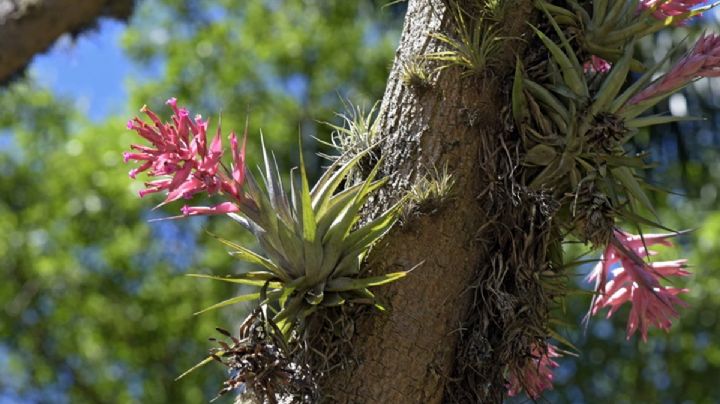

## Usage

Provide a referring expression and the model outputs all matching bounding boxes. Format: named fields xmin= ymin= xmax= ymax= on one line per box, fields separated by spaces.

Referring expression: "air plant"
xmin=427 ymin=2 xmax=503 ymax=76
xmin=318 ymin=100 xmax=380 ymax=166
xmin=505 ymin=1 xmax=716 ymax=398
xmin=513 ymin=5 xmax=714 ymax=241
xmin=399 ymin=55 xmax=432 ymax=90
xmin=535 ymin=0 xmax=718 ymax=68
xmin=403 ymin=162 xmax=456 ymax=219
xmin=192 ymin=139 xmax=408 ymax=335
xmin=124 ymin=99 xmax=410 ymax=397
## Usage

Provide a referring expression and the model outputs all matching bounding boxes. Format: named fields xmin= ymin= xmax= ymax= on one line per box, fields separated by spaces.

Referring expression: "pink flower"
xmin=586 ymin=230 xmax=690 ymax=341
xmin=639 ymin=0 xmax=706 ymax=21
xmin=507 ymin=343 xmax=560 ymax=399
xmin=584 ymin=55 xmax=612 ymax=74
xmin=124 ymin=98 xmax=248 ymax=215
xmin=181 ymin=202 xmax=240 ymax=216
xmin=630 ymin=33 xmax=720 ymax=105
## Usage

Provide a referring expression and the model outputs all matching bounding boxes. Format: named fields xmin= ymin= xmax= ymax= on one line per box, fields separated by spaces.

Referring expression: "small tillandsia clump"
xmin=318 ymin=100 xmax=381 ymax=184
xmin=402 ymin=162 xmax=456 ymax=221
xmin=505 ymin=0 xmax=720 ymax=399
xmin=123 ymin=98 xmax=409 ymax=401
xmin=399 ymin=54 xmax=432 ymax=91
xmin=427 ymin=0 xmax=504 ymax=77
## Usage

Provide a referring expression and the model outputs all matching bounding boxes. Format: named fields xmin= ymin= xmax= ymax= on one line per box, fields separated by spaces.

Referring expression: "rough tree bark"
xmin=0 ymin=0 xmax=134 ymax=83
xmin=319 ymin=1 xmax=548 ymax=403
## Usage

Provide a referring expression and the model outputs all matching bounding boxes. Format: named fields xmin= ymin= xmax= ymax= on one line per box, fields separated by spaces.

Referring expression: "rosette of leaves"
xmin=190 ymin=140 xmax=407 ymax=335
xmin=534 ymin=0 xmax=715 ymax=67
xmin=512 ymin=7 xmax=698 ymax=242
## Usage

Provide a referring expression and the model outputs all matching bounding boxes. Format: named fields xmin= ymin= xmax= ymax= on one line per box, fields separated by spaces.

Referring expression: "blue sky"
xmin=30 ymin=19 xmax=131 ymax=121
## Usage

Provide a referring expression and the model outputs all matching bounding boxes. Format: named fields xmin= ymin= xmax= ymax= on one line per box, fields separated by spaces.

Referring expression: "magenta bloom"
xmin=584 ymin=55 xmax=612 ymax=74
xmin=124 ymin=98 xmax=248 ymax=216
xmin=630 ymin=33 xmax=720 ymax=105
xmin=587 ymin=230 xmax=690 ymax=341
xmin=181 ymin=202 xmax=239 ymax=216
xmin=639 ymin=0 xmax=706 ymax=21
xmin=507 ymin=343 xmax=560 ymax=399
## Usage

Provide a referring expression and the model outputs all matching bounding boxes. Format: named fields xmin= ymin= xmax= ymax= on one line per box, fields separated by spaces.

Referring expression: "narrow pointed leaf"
xmin=311 ymin=147 xmax=374 ymax=214
xmin=186 ymin=273 xmax=281 ymax=288
xmin=612 ymin=166 xmax=656 ymax=217
xmin=512 ymin=58 xmax=529 ymax=126
xmin=626 ymin=115 xmax=704 ymax=128
xmin=591 ymin=40 xmax=633 ymax=115
xmin=529 ymin=25 xmax=586 ymax=97
xmin=298 ymin=139 xmax=316 ymax=243
xmin=209 ymin=234 xmax=289 ymax=282
xmin=194 ymin=293 xmax=261 ymax=315
xmin=325 ymin=272 xmax=408 ymax=292
xmin=175 ymin=355 xmax=217 ymax=381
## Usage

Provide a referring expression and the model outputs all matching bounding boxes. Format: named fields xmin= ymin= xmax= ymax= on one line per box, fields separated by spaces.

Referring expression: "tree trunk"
xmin=317 ymin=1 xmax=553 ymax=403
xmin=0 ymin=0 xmax=134 ymax=84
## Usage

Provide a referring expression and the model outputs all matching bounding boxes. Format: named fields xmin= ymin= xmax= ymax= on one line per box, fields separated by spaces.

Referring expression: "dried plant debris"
xmin=444 ymin=126 xmax=566 ymax=402
xmin=211 ymin=309 xmax=317 ymax=404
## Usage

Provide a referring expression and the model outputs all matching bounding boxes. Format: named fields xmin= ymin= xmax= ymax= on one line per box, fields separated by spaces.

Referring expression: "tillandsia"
xmin=535 ymin=0 xmax=718 ymax=69
xmin=506 ymin=343 xmax=561 ymax=400
xmin=505 ymin=0 xmax=720 ymax=399
xmin=586 ymin=230 xmax=690 ymax=342
xmin=123 ymin=98 xmax=409 ymax=399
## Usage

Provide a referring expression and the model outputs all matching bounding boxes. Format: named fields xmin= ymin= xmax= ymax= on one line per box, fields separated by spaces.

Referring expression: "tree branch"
xmin=0 ymin=0 xmax=135 ymax=84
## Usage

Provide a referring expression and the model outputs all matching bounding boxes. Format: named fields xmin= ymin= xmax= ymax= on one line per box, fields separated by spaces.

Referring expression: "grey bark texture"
xmin=319 ymin=0 xmax=542 ymax=403
xmin=0 ymin=0 xmax=134 ymax=84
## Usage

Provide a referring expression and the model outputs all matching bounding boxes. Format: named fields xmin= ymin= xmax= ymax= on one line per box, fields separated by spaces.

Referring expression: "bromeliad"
xmin=124 ymin=98 xmax=409 ymax=337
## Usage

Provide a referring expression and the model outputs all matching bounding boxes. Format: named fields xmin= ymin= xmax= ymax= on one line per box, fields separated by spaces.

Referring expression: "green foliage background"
xmin=1 ymin=1 xmax=718 ymax=403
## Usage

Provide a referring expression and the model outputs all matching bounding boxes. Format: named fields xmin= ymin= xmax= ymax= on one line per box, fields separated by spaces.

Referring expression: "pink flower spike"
xmin=630 ymin=33 xmax=720 ymax=105
xmin=639 ymin=0 xmax=706 ymax=22
xmin=587 ymin=229 xmax=691 ymax=341
xmin=181 ymin=202 xmax=239 ymax=216
xmin=230 ymin=129 xmax=248 ymax=188
xmin=584 ymin=55 xmax=611 ymax=74
xmin=507 ymin=343 xmax=561 ymax=399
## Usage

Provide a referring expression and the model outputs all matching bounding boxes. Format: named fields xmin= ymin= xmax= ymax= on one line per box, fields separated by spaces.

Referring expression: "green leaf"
xmin=185 ymin=273 xmax=281 ymax=288
xmin=617 ymin=209 xmax=679 ymax=233
xmin=525 ymin=144 xmax=558 ymax=166
xmin=321 ymin=159 xmax=383 ymax=245
xmin=611 ymin=38 xmax=687 ymax=113
xmin=529 ymin=25 xmax=586 ymax=97
xmin=626 ymin=114 xmax=704 ymax=128
xmin=274 ymin=292 xmax=307 ymax=323
xmin=298 ymin=138 xmax=317 ymax=243
xmin=175 ymin=354 xmax=218 ymax=381
xmin=210 ymin=233 xmax=290 ymax=282
xmin=512 ymin=58 xmax=529 ymax=126
xmin=591 ymin=39 xmax=633 ymax=115
xmin=600 ymin=154 xmax=652 ymax=169
xmin=325 ymin=271 xmax=408 ymax=292
xmin=549 ymin=328 xmax=579 ymax=353
xmin=342 ymin=197 xmax=405 ymax=256
xmin=524 ymin=79 xmax=570 ymax=120
xmin=612 ymin=166 xmax=656 ymax=217
xmin=311 ymin=147 xmax=374 ymax=215
xmin=320 ymin=292 xmax=346 ymax=307
xmin=194 ymin=292 xmax=261 ymax=315
xmin=316 ymin=179 xmax=385 ymax=238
